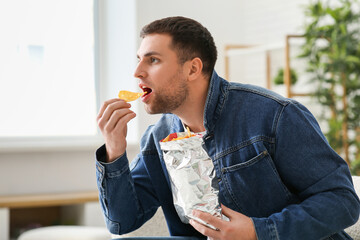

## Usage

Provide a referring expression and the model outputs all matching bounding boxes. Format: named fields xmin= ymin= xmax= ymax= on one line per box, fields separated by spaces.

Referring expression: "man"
xmin=95 ymin=16 xmax=360 ymax=240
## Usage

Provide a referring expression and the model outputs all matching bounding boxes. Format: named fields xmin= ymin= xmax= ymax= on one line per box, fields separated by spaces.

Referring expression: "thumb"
xmin=221 ymin=204 xmax=238 ymax=220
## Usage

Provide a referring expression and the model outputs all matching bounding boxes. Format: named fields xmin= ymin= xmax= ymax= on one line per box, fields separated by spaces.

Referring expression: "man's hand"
xmin=97 ymin=99 xmax=136 ymax=162
xmin=190 ymin=204 xmax=257 ymax=240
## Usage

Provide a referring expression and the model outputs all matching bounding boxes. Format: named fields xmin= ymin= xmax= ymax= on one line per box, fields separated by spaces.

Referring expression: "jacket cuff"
xmin=252 ymin=217 xmax=279 ymax=240
xmin=95 ymin=144 xmax=129 ymax=175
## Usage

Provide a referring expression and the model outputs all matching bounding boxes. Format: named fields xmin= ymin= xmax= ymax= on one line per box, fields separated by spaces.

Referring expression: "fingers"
xmin=96 ymin=99 xmax=137 ymax=162
xmin=97 ymin=99 xmax=130 ymax=122
xmin=191 ymin=206 xmax=257 ymax=240
xmin=190 ymin=210 xmax=224 ymax=239
xmin=106 ymin=108 xmax=135 ymax=133
xmin=97 ymin=98 xmax=120 ymax=122
xmin=97 ymin=99 xmax=131 ymax=130
xmin=189 ymin=217 xmax=221 ymax=240
xmin=193 ymin=210 xmax=226 ymax=230
xmin=220 ymin=204 xmax=234 ymax=220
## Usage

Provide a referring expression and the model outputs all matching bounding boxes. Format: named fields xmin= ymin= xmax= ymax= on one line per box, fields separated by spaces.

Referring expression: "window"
xmin=0 ymin=0 xmax=97 ymax=138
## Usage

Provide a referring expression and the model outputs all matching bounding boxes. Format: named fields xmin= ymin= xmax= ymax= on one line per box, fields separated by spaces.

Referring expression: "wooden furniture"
xmin=284 ymin=34 xmax=308 ymax=98
xmin=0 ymin=191 xmax=99 ymax=240
xmin=224 ymin=43 xmax=281 ymax=90
xmin=224 ymin=35 xmax=309 ymax=98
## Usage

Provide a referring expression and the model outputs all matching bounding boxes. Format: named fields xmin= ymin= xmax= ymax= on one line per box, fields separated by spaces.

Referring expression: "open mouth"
xmin=141 ymin=86 xmax=152 ymax=97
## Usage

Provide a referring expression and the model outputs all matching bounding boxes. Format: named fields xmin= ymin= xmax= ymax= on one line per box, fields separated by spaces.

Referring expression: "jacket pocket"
xmin=221 ymin=150 xmax=293 ymax=217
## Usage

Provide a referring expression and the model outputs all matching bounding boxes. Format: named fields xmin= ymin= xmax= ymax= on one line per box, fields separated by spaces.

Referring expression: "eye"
xmin=150 ymin=57 xmax=159 ymax=63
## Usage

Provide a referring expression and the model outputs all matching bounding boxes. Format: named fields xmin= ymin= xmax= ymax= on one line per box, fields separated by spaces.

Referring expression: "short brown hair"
xmin=140 ymin=16 xmax=217 ymax=77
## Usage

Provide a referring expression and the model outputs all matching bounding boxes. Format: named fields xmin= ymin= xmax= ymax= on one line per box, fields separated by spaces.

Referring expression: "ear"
xmin=186 ymin=57 xmax=203 ymax=82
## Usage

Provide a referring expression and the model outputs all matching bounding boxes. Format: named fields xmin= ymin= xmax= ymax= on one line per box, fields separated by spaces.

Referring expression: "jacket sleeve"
xmin=95 ymin=144 xmax=160 ymax=235
xmin=252 ymin=101 xmax=360 ymax=240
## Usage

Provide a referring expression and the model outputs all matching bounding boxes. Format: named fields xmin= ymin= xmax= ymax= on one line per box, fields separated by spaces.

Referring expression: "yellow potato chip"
xmin=118 ymin=90 xmax=144 ymax=102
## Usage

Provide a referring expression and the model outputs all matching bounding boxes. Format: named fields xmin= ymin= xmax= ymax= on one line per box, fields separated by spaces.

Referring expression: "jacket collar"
xmin=203 ymin=70 xmax=227 ymax=135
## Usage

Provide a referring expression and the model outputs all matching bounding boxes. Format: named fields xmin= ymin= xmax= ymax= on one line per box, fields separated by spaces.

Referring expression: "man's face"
xmin=134 ymin=34 xmax=189 ymax=114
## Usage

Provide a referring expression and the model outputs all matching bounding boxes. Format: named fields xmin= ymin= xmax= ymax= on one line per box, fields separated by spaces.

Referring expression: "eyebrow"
xmin=137 ymin=51 xmax=162 ymax=59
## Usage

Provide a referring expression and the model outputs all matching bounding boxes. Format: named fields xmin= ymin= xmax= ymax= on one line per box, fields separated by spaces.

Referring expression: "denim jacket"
xmin=96 ymin=71 xmax=360 ymax=240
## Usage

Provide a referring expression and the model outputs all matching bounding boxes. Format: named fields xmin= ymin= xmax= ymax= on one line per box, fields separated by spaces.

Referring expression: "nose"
xmin=133 ymin=61 xmax=147 ymax=79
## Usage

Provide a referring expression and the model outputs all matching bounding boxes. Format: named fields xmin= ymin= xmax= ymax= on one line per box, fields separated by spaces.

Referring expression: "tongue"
xmin=143 ymin=88 xmax=152 ymax=96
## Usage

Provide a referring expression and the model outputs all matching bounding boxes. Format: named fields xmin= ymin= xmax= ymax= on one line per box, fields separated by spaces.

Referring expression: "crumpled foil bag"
xmin=160 ymin=132 xmax=222 ymax=230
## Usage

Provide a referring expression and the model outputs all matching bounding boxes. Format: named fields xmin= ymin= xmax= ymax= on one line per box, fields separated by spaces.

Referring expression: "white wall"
xmin=136 ymin=0 xmax=306 ymax=77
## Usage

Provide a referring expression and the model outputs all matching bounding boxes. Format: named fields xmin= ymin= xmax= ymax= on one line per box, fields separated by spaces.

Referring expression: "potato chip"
xmin=186 ymin=127 xmax=191 ymax=137
xmin=118 ymin=90 xmax=144 ymax=102
xmin=160 ymin=131 xmax=196 ymax=142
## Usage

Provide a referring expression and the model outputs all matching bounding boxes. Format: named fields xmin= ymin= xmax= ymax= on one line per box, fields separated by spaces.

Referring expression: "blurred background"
xmin=0 ymin=0 xmax=359 ymax=239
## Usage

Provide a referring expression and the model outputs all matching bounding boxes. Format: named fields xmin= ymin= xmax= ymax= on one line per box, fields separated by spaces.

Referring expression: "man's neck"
xmin=181 ymin=117 xmax=206 ymax=133
xmin=173 ymin=75 xmax=209 ymax=133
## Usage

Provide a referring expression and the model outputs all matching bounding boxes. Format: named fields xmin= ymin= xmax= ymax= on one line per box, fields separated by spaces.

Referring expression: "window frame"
xmin=0 ymin=0 xmax=103 ymax=152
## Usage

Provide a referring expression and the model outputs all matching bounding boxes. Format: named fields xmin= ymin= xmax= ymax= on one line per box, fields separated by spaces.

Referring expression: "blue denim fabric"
xmin=113 ymin=238 xmax=202 ymax=240
xmin=96 ymin=71 xmax=360 ymax=240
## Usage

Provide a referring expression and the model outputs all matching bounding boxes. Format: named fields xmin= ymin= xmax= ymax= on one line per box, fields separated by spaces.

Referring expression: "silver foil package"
xmin=160 ymin=132 xmax=222 ymax=229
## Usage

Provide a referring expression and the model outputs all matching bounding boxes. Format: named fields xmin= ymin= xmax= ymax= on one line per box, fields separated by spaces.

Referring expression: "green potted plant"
xmin=273 ymin=68 xmax=298 ymax=85
xmin=299 ymin=0 xmax=360 ymax=169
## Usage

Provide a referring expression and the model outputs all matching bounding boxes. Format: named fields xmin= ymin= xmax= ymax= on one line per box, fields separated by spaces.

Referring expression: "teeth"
xmin=141 ymin=85 xmax=150 ymax=92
